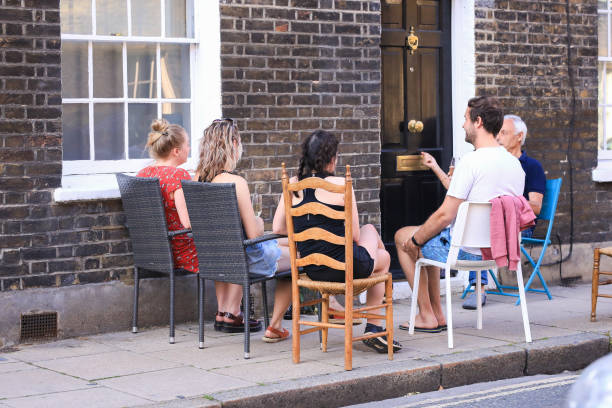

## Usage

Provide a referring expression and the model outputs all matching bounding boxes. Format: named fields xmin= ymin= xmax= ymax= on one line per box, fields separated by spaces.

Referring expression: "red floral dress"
xmin=136 ymin=166 xmax=199 ymax=273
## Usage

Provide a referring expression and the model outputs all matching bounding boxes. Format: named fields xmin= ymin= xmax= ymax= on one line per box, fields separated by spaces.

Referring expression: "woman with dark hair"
xmin=272 ymin=130 xmax=402 ymax=353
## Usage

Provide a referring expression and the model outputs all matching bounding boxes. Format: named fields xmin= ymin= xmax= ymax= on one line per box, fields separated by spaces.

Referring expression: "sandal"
xmin=262 ymin=326 xmax=290 ymax=343
xmin=214 ymin=311 xmax=225 ymax=332
xmin=328 ymin=308 xmax=363 ymax=326
xmin=222 ymin=312 xmax=262 ymax=333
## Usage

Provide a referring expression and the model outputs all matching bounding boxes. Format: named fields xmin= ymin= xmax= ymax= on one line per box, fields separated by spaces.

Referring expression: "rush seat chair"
xmin=281 ymin=163 xmax=394 ymax=371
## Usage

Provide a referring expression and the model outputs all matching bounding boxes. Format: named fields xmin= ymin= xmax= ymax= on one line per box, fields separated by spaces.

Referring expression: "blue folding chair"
xmin=460 ymin=178 xmax=563 ymax=305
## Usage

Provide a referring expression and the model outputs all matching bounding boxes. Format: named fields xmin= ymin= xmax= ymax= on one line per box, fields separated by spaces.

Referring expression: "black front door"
xmin=380 ymin=0 xmax=452 ymax=278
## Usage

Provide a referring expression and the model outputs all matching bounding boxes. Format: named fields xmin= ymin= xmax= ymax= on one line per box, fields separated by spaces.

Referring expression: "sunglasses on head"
xmin=213 ymin=118 xmax=234 ymax=124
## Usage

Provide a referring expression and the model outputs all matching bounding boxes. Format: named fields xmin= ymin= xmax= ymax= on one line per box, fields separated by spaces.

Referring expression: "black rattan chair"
xmin=116 ymin=173 xmax=196 ymax=344
xmin=181 ymin=180 xmax=287 ymax=358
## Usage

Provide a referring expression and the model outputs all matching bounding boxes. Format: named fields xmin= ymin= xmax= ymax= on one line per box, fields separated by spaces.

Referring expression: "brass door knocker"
xmin=406 ymin=26 xmax=418 ymax=55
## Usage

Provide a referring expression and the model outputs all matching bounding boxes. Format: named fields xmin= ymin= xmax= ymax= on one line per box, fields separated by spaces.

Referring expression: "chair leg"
xmin=169 ymin=270 xmax=175 ymax=344
xmin=321 ymin=294 xmax=329 ymax=352
xmin=199 ymin=277 xmax=205 ymax=349
xmin=591 ymin=248 xmax=600 ymax=322
xmin=243 ymin=284 xmax=251 ymax=359
xmin=261 ymin=281 xmax=270 ymax=329
xmin=292 ymin=283 xmax=300 ymax=364
xmin=408 ymin=260 xmax=422 ymax=335
xmin=344 ymin=288 xmax=353 ymax=371
xmin=515 ymin=262 xmax=532 ymax=343
xmin=445 ymin=265 xmax=454 ymax=349
xmin=317 ymin=292 xmax=323 ymax=345
xmin=476 ymin=268 xmax=482 ymax=330
xmin=385 ymin=275 xmax=394 ymax=361
xmin=132 ymin=267 xmax=139 ymax=333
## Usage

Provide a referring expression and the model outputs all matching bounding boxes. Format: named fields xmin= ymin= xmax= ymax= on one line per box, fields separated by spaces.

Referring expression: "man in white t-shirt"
xmin=394 ymin=96 xmax=525 ymax=333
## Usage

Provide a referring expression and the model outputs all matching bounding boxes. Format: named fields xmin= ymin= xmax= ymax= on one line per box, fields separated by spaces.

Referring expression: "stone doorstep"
xmin=135 ymin=332 xmax=610 ymax=408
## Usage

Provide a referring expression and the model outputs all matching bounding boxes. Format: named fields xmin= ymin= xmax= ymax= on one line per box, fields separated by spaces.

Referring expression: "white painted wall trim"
xmin=592 ymin=150 xmax=612 ymax=182
xmin=55 ymin=1 xmax=222 ymax=202
xmin=451 ymin=0 xmax=476 ymax=158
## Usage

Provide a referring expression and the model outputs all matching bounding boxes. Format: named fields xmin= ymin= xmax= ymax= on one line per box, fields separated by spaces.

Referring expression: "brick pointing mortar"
xmin=474 ymin=0 xmax=611 ymax=243
xmin=219 ymin=0 xmax=383 ymax=228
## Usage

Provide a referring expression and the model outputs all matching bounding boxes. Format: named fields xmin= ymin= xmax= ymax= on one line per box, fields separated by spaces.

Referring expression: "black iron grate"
xmin=20 ymin=312 xmax=57 ymax=341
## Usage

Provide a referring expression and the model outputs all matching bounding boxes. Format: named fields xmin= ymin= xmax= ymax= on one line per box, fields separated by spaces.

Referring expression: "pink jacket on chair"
xmin=481 ymin=196 xmax=536 ymax=271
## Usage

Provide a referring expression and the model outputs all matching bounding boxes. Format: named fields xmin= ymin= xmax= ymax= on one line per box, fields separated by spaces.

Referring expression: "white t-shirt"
xmin=447 ymin=146 xmax=525 ymax=254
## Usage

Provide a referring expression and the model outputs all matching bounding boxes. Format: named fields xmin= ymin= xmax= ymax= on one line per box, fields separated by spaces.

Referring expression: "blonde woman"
xmin=137 ymin=119 xmax=197 ymax=273
xmin=195 ymin=119 xmax=292 ymax=341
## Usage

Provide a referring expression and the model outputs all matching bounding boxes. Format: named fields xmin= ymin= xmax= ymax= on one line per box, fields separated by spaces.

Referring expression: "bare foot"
xmin=401 ymin=313 xmax=438 ymax=329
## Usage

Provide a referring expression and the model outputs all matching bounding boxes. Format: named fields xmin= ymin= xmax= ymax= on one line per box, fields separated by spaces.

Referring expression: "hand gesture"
xmin=420 ymin=152 xmax=438 ymax=170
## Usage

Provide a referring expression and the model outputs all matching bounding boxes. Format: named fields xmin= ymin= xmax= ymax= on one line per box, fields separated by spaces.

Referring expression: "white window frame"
xmin=55 ymin=0 xmax=222 ymax=201
xmin=595 ymin=2 xmax=612 ymax=182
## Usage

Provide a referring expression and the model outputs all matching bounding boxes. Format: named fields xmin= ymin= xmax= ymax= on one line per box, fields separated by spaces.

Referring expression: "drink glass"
xmin=448 ymin=157 xmax=456 ymax=177
xmin=252 ymin=192 xmax=262 ymax=217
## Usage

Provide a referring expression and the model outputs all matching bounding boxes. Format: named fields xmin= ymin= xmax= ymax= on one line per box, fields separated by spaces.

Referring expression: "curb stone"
xmin=140 ymin=333 xmax=610 ymax=408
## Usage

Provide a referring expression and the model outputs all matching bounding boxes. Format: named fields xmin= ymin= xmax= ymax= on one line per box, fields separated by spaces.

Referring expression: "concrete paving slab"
xmin=454 ymin=321 xmax=581 ymax=343
xmin=212 ymin=358 xmax=343 ymax=383
xmin=35 ymin=350 xmax=181 ymax=381
xmin=0 ymin=368 xmax=89 ymax=399
xmin=99 ymin=366 xmax=253 ymax=402
xmin=89 ymin=328 xmax=197 ymax=353
xmin=2 ymin=387 xmax=151 ymax=408
xmin=7 ymin=338 xmax=115 ymax=363
xmin=401 ymin=331 xmax=509 ymax=355
xmin=0 ymin=362 xmax=36 ymax=374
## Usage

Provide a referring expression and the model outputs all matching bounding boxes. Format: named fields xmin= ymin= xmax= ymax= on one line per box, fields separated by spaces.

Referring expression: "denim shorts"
xmin=245 ymin=239 xmax=281 ymax=278
xmin=421 ymin=228 xmax=482 ymax=263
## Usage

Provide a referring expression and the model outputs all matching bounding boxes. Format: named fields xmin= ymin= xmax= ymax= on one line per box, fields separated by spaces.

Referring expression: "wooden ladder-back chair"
xmin=281 ymin=163 xmax=394 ymax=371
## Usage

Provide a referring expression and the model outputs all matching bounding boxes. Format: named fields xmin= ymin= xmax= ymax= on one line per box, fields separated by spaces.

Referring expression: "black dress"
xmin=292 ymin=180 xmax=374 ymax=282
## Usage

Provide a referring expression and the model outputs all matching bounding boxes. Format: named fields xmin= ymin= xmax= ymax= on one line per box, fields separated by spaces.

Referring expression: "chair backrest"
xmin=115 ymin=173 xmax=174 ymax=274
xmin=450 ymin=202 xmax=492 ymax=249
xmin=281 ymin=163 xmax=354 ymax=284
xmin=181 ymin=180 xmax=249 ymax=284
xmin=537 ymin=178 xmax=562 ymax=221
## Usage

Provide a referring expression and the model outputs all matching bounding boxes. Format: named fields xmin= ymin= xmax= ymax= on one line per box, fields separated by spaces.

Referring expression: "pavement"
xmin=0 ymin=283 xmax=610 ymax=408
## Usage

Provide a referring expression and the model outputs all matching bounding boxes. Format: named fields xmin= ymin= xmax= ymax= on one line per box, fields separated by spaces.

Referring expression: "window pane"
xmin=607 ymin=109 xmax=612 ymax=150
xmin=132 ymin=0 xmax=161 ymax=36
xmin=162 ymin=103 xmax=190 ymax=137
xmin=127 ymin=44 xmax=157 ymax=98
xmin=600 ymin=63 xmax=605 ymax=102
xmin=165 ymin=0 xmax=193 ymax=38
xmin=161 ymin=44 xmax=190 ymax=98
xmin=61 ymin=0 xmax=92 ymax=34
xmin=63 ymin=104 xmax=90 ymax=160
xmin=128 ymin=103 xmax=157 ymax=159
xmin=600 ymin=107 xmax=605 ymax=150
xmin=61 ymin=42 xmax=88 ymax=98
xmin=96 ymin=0 xmax=127 ymax=36
xmin=93 ymin=43 xmax=123 ymax=98
xmin=94 ymin=103 xmax=124 ymax=160
xmin=607 ymin=63 xmax=612 ymax=104
xmin=599 ymin=14 xmax=608 ymax=57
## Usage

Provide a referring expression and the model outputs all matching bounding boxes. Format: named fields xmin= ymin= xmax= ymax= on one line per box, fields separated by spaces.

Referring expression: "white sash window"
xmin=596 ymin=1 xmax=612 ymax=181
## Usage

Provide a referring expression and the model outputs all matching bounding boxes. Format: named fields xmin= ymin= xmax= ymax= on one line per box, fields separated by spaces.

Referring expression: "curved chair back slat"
xmin=181 ymin=180 xmax=250 ymax=284
xmin=116 ymin=173 xmax=174 ymax=274
xmin=538 ymin=178 xmax=562 ymax=222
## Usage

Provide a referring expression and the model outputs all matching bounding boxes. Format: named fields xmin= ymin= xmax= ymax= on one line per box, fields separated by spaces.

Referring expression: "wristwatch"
xmin=411 ymin=235 xmax=422 ymax=247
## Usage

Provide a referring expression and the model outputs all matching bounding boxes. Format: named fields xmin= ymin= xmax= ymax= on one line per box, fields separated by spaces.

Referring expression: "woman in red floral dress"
xmin=136 ymin=119 xmax=198 ymax=273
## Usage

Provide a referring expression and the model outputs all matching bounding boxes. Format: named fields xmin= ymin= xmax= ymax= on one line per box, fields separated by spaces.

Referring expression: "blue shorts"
xmin=245 ymin=239 xmax=281 ymax=278
xmin=421 ymin=228 xmax=482 ymax=264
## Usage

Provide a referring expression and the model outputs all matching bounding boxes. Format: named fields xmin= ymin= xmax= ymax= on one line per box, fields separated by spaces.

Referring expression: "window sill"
xmin=54 ymin=174 xmax=123 ymax=202
xmin=592 ymin=151 xmax=612 ymax=183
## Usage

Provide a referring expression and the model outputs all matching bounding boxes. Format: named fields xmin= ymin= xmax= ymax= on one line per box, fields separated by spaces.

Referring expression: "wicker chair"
xmin=281 ymin=163 xmax=394 ymax=371
xmin=116 ymin=173 xmax=196 ymax=344
xmin=181 ymin=180 xmax=287 ymax=358
xmin=591 ymin=247 xmax=612 ymax=321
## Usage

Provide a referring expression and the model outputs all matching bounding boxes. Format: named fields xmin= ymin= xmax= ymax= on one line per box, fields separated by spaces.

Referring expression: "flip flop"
xmin=398 ymin=323 xmax=444 ymax=333
xmin=262 ymin=326 xmax=290 ymax=343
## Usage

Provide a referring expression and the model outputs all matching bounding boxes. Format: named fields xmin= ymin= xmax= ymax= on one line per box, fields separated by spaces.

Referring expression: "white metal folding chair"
xmin=408 ymin=201 xmax=532 ymax=348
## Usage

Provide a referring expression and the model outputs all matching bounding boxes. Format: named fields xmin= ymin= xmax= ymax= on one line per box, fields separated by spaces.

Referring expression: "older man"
xmin=461 ymin=114 xmax=546 ymax=309
xmin=395 ymin=96 xmax=525 ymax=332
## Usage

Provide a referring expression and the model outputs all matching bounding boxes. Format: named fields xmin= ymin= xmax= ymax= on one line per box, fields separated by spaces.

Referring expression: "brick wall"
xmin=219 ymin=0 xmax=383 ymax=227
xmin=0 ymin=0 xmax=133 ymax=292
xmin=474 ymin=0 xmax=611 ymax=243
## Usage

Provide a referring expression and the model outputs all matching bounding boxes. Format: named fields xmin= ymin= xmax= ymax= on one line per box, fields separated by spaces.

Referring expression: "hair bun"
xmin=151 ymin=118 xmax=169 ymax=134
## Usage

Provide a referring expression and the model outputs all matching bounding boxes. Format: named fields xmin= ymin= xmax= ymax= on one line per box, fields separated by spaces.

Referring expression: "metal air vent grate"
xmin=20 ymin=312 xmax=58 ymax=341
